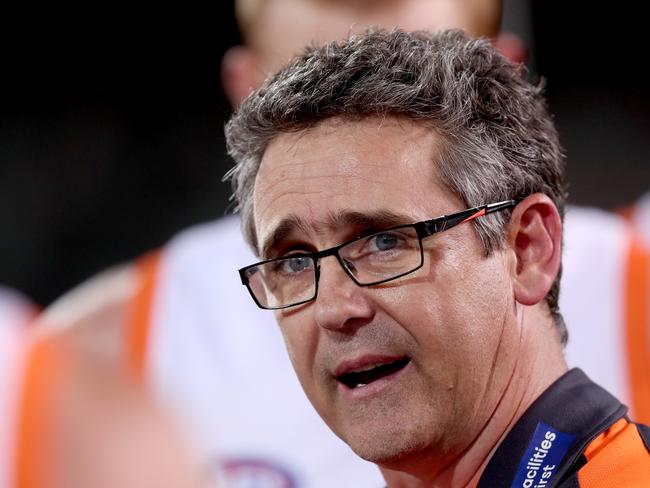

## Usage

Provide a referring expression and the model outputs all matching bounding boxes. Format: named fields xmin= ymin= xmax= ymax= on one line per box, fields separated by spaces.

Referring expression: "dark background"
xmin=1 ymin=3 xmax=648 ymax=306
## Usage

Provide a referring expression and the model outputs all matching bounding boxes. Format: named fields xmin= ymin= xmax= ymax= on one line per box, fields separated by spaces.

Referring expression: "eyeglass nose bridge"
xmin=311 ymin=244 xmax=365 ymax=296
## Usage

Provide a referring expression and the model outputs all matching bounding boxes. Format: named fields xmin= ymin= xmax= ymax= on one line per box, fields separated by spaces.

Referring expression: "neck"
xmin=379 ymin=305 xmax=568 ymax=488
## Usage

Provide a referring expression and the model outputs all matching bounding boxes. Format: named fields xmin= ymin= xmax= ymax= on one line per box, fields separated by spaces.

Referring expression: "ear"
xmin=492 ymin=32 xmax=527 ymax=64
xmin=221 ymin=45 xmax=260 ymax=108
xmin=507 ymin=193 xmax=562 ymax=306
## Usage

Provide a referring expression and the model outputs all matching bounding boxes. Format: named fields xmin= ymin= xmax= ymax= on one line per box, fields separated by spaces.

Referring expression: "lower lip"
xmin=337 ymin=360 xmax=412 ymax=400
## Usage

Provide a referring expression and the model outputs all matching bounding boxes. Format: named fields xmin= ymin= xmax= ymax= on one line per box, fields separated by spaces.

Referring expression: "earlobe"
xmin=221 ymin=45 xmax=260 ymax=108
xmin=508 ymin=194 xmax=562 ymax=306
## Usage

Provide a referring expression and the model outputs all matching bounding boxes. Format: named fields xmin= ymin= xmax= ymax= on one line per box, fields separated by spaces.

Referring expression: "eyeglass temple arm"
xmin=422 ymin=199 xmax=517 ymax=237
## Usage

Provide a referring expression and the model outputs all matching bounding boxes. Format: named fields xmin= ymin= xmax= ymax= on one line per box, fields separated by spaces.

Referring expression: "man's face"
xmin=252 ymin=0 xmax=501 ymax=75
xmin=253 ymin=117 xmax=521 ymax=466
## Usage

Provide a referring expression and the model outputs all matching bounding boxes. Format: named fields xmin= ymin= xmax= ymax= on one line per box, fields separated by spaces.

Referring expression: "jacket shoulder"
xmin=575 ymin=419 xmax=650 ymax=487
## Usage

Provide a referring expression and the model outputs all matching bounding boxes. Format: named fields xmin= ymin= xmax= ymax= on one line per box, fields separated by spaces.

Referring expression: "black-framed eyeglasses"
xmin=239 ymin=200 xmax=517 ymax=310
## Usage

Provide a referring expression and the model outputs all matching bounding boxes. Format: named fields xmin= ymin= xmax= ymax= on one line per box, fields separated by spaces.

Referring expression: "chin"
xmin=342 ymin=418 xmax=435 ymax=467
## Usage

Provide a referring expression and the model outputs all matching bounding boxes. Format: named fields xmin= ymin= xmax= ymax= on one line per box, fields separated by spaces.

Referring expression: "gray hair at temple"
xmin=224 ymin=28 xmax=568 ymax=342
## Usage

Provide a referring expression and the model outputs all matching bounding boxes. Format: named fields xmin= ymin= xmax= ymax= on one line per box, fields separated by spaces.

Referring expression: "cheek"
xmin=444 ymin=259 xmax=512 ymax=343
xmin=277 ymin=314 xmax=320 ymax=387
xmin=382 ymin=248 xmax=514 ymax=366
xmin=438 ymin=259 xmax=516 ymax=385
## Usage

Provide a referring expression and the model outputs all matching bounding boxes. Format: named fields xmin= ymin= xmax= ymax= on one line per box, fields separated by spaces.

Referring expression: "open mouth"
xmin=337 ymin=357 xmax=410 ymax=389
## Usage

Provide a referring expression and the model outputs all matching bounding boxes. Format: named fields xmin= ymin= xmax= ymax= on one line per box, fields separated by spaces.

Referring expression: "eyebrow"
xmin=259 ymin=209 xmax=415 ymax=259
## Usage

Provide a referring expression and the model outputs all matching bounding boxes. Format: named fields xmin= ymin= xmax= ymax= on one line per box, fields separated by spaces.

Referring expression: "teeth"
xmin=355 ymin=383 xmax=367 ymax=388
xmin=351 ymin=363 xmax=383 ymax=374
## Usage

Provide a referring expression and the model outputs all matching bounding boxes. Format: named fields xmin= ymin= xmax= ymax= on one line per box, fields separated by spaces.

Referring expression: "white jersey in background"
xmin=561 ymin=205 xmax=650 ymax=422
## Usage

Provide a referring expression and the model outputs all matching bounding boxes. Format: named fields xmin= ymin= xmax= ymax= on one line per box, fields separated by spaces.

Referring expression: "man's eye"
xmin=369 ymin=233 xmax=399 ymax=251
xmin=279 ymin=256 xmax=313 ymax=274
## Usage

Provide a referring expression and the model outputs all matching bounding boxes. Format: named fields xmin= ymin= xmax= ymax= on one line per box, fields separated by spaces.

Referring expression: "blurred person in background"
xmin=31 ymin=0 xmax=649 ymax=486
xmin=0 ymin=326 xmax=200 ymax=488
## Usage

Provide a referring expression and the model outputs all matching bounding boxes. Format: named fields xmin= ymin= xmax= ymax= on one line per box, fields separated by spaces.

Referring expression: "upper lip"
xmin=333 ymin=354 xmax=408 ymax=378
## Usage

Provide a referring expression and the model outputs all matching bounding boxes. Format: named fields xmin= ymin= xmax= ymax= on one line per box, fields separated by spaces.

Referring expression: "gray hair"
xmin=225 ymin=28 xmax=567 ymax=342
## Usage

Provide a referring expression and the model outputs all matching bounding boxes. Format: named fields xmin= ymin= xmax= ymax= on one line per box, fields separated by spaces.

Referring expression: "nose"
xmin=313 ymin=255 xmax=375 ymax=332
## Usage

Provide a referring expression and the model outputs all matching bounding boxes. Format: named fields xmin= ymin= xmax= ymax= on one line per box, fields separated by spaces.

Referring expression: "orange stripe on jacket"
xmin=579 ymin=418 xmax=650 ymax=486
xmin=14 ymin=337 xmax=70 ymax=488
xmin=127 ymin=251 xmax=161 ymax=382
xmin=625 ymin=236 xmax=650 ymax=424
